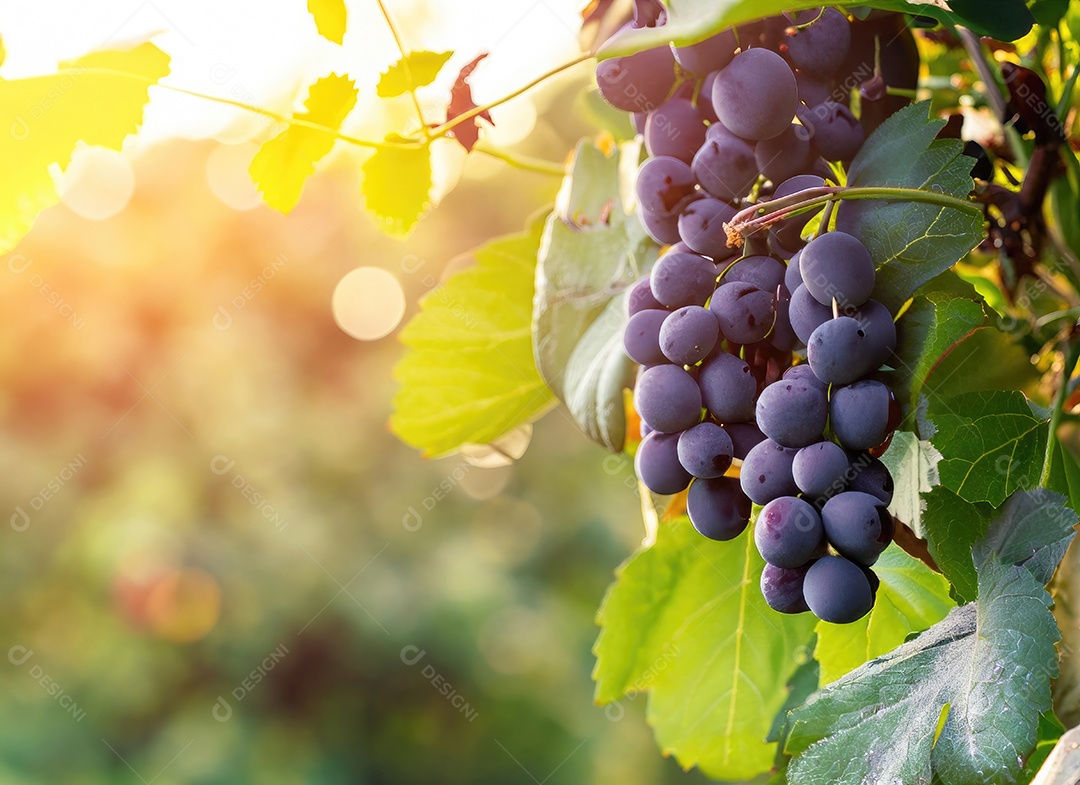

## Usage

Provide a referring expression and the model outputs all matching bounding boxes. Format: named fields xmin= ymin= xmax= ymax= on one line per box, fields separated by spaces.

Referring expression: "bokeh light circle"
xmin=58 ymin=146 xmax=135 ymax=220
xmin=332 ymin=267 xmax=406 ymax=341
xmin=205 ymin=143 xmax=263 ymax=210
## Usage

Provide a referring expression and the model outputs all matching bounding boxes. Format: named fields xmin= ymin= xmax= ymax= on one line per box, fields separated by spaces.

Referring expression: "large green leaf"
xmin=597 ymin=1 xmax=1033 ymax=57
xmin=836 ymin=102 xmax=984 ymax=313
xmin=815 ymin=545 xmax=953 ymax=686
xmin=892 ymin=293 xmax=986 ymax=418
xmin=534 ymin=139 xmax=656 ymax=452
xmin=927 ymin=390 xmax=1048 ymax=507
xmin=391 ymin=221 xmax=556 ymax=457
xmin=785 ymin=489 xmax=1076 ymax=785
xmin=594 ymin=518 xmax=816 ymax=780
xmin=920 ymin=487 xmax=992 ymax=603
xmin=879 ymin=430 xmax=941 ymax=539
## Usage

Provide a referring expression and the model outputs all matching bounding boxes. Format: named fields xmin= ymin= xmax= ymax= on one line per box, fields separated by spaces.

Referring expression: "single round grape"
xmin=807 ymin=316 xmax=881 ymax=385
xmin=636 ymin=431 xmax=693 ymax=495
xmin=847 ymin=454 xmax=895 ymax=505
xmin=699 ymin=351 xmax=758 ymax=423
xmin=755 ymin=496 xmax=825 ymax=568
xmin=849 ymin=299 xmax=896 ymax=368
xmin=830 ymin=380 xmax=897 ymax=451
xmin=793 ymin=440 xmax=850 ymax=498
xmin=722 ymin=255 xmax=786 ymax=292
xmin=800 ymin=101 xmax=864 ymax=162
xmin=638 ymin=200 xmax=686 ymax=245
xmin=756 ymin=379 xmax=828 ymax=448
xmin=595 ymin=47 xmax=678 ymax=113
xmin=660 ymin=305 xmax=720 ymax=365
xmin=635 ymin=364 xmax=703 ymax=433
xmin=650 ymin=250 xmax=718 ymax=308
xmin=636 ymin=156 xmax=699 ymax=217
xmin=755 ymin=123 xmax=813 ymax=184
xmin=678 ymin=421 xmax=734 ymax=478
xmin=782 ymin=363 xmax=827 ymax=392
xmin=803 ymin=555 xmax=874 ymax=623
xmin=678 ymin=197 xmax=739 ymax=261
xmin=726 ymin=421 xmax=766 ymax=459
xmin=709 ymin=281 xmax=775 ymax=345
xmin=790 ymin=284 xmax=832 ymax=345
xmin=627 ymin=276 xmax=666 ymax=317
xmin=687 ymin=477 xmax=751 ymax=540
xmin=623 ymin=309 xmax=670 ymax=366
xmin=795 ymin=70 xmax=834 ymax=107
xmin=692 ymin=125 xmax=759 ymax=200
xmin=645 ymin=98 xmax=710 ymax=163
xmin=800 ymin=231 xmax=875 ymax=308
xmin=783 ymin=7 xmax=852 ymax=76
xmin=760 ymin=562 xmax=811 ymax=614
xmin=820 ymin=491 xmax=894 ymax=566
xmin=712 ymin=48 xmax=798 ymax=140
xmin=740 ymin=438 xmax=800 ymax=505
xmin=784 ymin=248 xmax=804 ymax=292
xmin=770 ymin=286 xmax=799 ymax=351
xmin=674 ymin=29 xmax=738 ymax=75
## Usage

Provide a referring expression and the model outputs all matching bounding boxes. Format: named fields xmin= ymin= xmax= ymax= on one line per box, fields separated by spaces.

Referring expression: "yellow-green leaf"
xmin=376 ymin=51 xmax=453 ymax=98
xmin=0 ymin=42 xmax=170 ymax=254
xmin=390 ymin=220 xmax=556 ymax=457
xmin=249 ymin=73 xmax=357 ymax=213
xmin=360 ymin=141 xmax=431 ymax=237
xmin=307 ymin=0 xmax=346 ymax=44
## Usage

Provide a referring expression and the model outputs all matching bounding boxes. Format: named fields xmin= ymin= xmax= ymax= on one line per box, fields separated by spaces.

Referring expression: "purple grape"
xmin=782 ymin=363 xmax=826 ymax=391
xmin=645 ymin=98 xmax=709 ymax=163
xmin=793 ymin=440 xmax=850 ymax=499
xmin=800 ymin=231 xmax=875 ymax=308
xmin=712 ymin=48 xmax=798 ymax=140
xmin=638 ymin=200 xmax=686 ymax=245
xmin=687 ymin=476 xmax=752 ymax=540
xmin=784 ymin=248 xmax=804 ymax=292
xmin=634 ymin=364 xmax=703 ymax=433
xmin=755 ymin=496 xmax=825 ymax=568
xmin=829 ymin=380 xmax=895 ymax=451
xmin=722 ymin=255 xmax=786 ymax=292
xmin=636 ymin=156 xmax=698 ymax=217
xmin=660 ymin=305 xmax=720 ymax=365
xmin=595 ymin=47 xmax=678 ymax=113
xmin=698 ymin=350 xmax=757 ymax=423
xmin=847 ymin=453 xmax=895 ymax=505
xmin=650 ymin=250 xmax=718 ymax=308
xmin=726 ymin=421 xmax=766 ymax=459
xmin=754 ymin=123 xmax=813 ymax=184
xmin=623 ymin=309 xmax=670 ymax=366
xmin=849 ymin=299 xmax=896 ymax=367
xmin=770 ymin=286 xmax=799 ymax=351
xmin=740 ymin=438 xmax=799 ymax=504
xmin=756 ymin=378 xmax=828 ymax=448
xmin=789 ymin=284 xmax=832 ymax=345
xmin=678 ymin=422 xmax=734 ymax=479
xmin=678 ymin=197 xmax=739 ymax=260
xmin=760 ymin=562 xmax=811 ymax=614
xmin=800 ymin=101 xmax=864 ymax=161
xmin=709 ymin=281 xmax=776 ymax=345
xmin=627 ymin=276 xmax=666 ymax=316
xmin=807 ymin=316 xmax=881 ymax=385
xmin=636 ymin=431 xmax=693 ymax=495
xmin=692 ymin=124 xmax=759 ymax=200
xmin=803 ymin=556 xmax=874 ymax=623
xmin=820 ymin=491 xmax=894 ymax=566
xmin=795 ymin=70 xmax=835 ymax=107
xmin=673 ymin=29 xmax=738 ymax=74
xmin=783 ymin=8 xmax=852 ymax=76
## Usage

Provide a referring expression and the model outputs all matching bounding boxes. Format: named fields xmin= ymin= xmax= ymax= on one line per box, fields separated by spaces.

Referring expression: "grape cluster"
xmin=605 ymin=9 xmax=910 ymax=624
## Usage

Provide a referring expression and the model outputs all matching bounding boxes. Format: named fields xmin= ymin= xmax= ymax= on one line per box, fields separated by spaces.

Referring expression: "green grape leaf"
xmin=920 ymin=487 xmax=992 ymax=603
xmin=785 ymin=489 xmax=1075 ymax=785
xmin=927 ymin=390 xmax=1048 ymax=507
xmin=390 ymin=220 xmax=556 ymax=457
xmin=597 ymin=1 xmax=1032 ymax=57
xmin=307 ymin=0 xmax=347 ymax=44
xmin=249 ymin=74 xmax=357 ymax=213
xmin=534 ymin=139 xmax=656 ymax=452
xmin=836 ymin=102 xmax=984 ymax=313
xmin=377 ymin=51 xmax=453 ymax=98
xmin=594 ymin=518 xmax=816 ymax=781
xmin=1029 ymin=0 xmax=1071 ymax=26
xmin=879 ymin=430 xmax=942 ymax=539
xmin=1048 ymin=439 xmax=1080 ymax=514
xmin=922 ymin=321 xmax=1041 ymax=400
xmin=0 ymin=42 xmax=170 ymax=255
xmin=814 ymin=545 xmax=954 ymax=686
xmin=360 ymin=140 xmax=432 ymax=237
xmin=892 ymin=293 xmax=986 ymax=417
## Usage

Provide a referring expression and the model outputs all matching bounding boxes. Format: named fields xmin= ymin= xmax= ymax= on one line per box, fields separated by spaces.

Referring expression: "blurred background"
xmin=0 ymin=0 xmax=715 ymax=782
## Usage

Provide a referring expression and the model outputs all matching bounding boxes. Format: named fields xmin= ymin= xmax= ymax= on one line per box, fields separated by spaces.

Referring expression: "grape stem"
xmin=1039 ymin=330 xmax=1080 ymax=488
xmin=723 ymin=185 xmax=983 ymax=247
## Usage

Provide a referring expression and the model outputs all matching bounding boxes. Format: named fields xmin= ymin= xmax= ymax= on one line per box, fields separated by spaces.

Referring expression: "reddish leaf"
xmin=445 ymin=53 xmax=492 ymax=153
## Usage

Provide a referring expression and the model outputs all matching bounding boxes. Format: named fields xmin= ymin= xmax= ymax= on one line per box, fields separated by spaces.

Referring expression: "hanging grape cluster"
xmin=602 ymin=8 xmax=919 ymax=624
